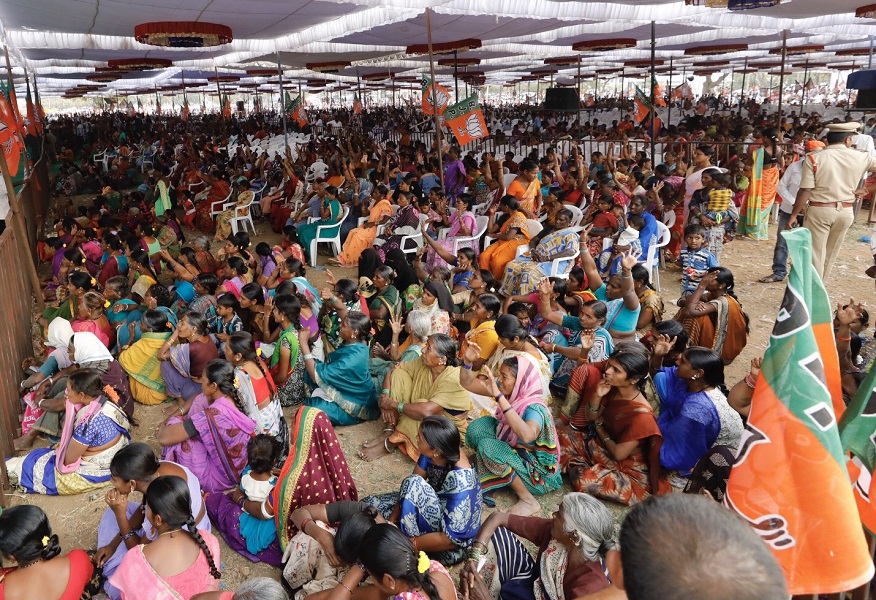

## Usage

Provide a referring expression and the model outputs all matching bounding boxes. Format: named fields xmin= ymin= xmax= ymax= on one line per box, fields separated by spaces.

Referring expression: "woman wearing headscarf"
xmin=461 ymin=350 xmax=560 ymax=516
xmin=19 ymin=317 xmax=75 ymax=392
xmin=412 ymin=280 xmax=453 ymax=335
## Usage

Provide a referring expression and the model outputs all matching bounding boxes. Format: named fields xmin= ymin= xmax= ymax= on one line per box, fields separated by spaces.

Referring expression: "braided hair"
xmin=360 ymin=525 xmax=440 ymax=600
xmin=143 ymin=476 xmax=221 ymax=579
xmin=227 ymin=331 xmax=276 ymax=398
xmin=203 ymin=359 xmax=246 ymax=414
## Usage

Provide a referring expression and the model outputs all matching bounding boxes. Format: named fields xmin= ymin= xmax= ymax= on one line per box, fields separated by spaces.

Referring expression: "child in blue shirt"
xmin=677 ymin=224 xmax=718 ymax=301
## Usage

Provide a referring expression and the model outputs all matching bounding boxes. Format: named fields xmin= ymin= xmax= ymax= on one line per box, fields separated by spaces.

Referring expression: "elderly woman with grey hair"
xmin=460 ymin=493 xmax=616 ymax=600
xmin=190 ymin=235 xmax=219 ymax=274
xmin=192 ymin=577 xmax=289 ymax=600
xmin=368 ymin=310 xmax=432 ymax=394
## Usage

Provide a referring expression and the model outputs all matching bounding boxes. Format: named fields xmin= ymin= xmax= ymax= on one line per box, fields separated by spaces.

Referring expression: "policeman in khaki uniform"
xmin=788 ymin=122 xmax=876 ymax=280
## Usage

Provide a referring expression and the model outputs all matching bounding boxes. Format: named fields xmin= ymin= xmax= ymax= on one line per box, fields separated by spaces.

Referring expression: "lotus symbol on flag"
xmin=464 ymin=113 xmax=484 ymax=138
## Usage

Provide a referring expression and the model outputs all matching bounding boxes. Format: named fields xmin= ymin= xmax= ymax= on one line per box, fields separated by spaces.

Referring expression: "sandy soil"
xmin=7 ymin=207 xmax=876 ymax=591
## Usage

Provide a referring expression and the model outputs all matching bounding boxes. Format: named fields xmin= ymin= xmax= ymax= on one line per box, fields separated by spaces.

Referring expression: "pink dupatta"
xmin=495 ymin=356 xmax=548 ymax=446
xmin=55 ymin=399 xmax=101 ymax=475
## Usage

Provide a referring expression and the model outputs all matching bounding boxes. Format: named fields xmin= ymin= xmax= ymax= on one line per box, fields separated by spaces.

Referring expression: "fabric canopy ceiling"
xmin=1 ymin=0 xmax=875 ymax=96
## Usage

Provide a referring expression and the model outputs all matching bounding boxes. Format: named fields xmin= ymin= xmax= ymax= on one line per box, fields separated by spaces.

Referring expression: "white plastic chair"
xmin=210 ymin=188 xmax=235 ymax=220
xmin=229 ymin=194 xmax=257 ymax=236
xmin=502 ymin=173 xmax=517 ymax=191
xmin=451 ymin=216 xmax=489 ymax=255
xmin=645 ymin=221 xmax=671 ymax=291
xmin=565 ymin=205 xmax=584 ymax=227
xmin=309 ymin=205 xmax=350 ymax=267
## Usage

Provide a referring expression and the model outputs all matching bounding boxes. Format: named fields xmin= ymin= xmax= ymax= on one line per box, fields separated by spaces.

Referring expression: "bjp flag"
xmin=444 ymin=94 xmax=488 ymax=146
xmin=841 ymin=358 xmax=876 ymax=534
xmin=652 ymin=77 xmax=666 ymax=107
xmin=353 ymin=94 xmax=362 ymax=115
xmin=0 ymin=82 xmax=26 ymax=176
xmin=421 ymin=75 xmax=450 ymax=116
xmin=24 ymin=81 xmax=38 ymax=137
xmin=725 ymin=228 xmax=873 ymax=595
xmin=222 ymin=96 xmax=231 ymax=119
xmin=633 ymin=86 xmax=651 ymax=123
xmin=180 ymin=100 xmax=190 ymax=122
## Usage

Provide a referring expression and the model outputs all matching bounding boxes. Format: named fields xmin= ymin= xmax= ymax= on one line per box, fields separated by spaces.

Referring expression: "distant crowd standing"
xmin=7 ymin=94 xmax=876 ymax=600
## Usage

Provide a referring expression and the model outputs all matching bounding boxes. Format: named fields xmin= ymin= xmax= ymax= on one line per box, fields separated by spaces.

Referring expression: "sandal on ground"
xmin=758 ymin=274 xmax=784 ymax=283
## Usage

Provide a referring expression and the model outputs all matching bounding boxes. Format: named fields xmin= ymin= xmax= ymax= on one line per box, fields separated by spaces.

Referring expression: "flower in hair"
xmin=62 ymin=244 xmax=67 ymax=248
xmin=417 ymin=551 xmax=430 ymax=574
xmin=42 ymin=536 xmax=49 ymax=548
xmin=233 ymin=376 xmax=240 ymax=389
xmin=104 ymin=300 xmax=111 ymax=308
xmin=256 ymin=347 xmax=262 ymax=356
xmin=103 ymin=384 xmax=120 ymax=404
xmin=90 ymin=277 xmax=97 ymax=285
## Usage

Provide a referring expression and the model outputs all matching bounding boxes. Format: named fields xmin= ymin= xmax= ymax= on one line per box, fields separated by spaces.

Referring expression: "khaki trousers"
xmin=804 ymin=205 xmax=855 ymax=280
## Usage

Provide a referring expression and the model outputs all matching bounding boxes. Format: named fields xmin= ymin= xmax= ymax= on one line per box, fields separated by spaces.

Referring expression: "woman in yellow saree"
xmin=118 ymin=309 xmax=172 ymax=405
xmin=480 ymin=195 xmax=530 ymax=280
xmin=738 ymin=129 xmax=782 ymax=240
xmin=359 ymin=334 xmax=471 ymax=462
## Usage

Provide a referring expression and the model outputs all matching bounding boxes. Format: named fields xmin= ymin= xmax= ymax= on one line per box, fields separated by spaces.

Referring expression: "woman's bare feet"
xmin=507 ymin=498 xmax=542 ymax=517
xmin=358 ymin=438 xmax=395 ymax=462
xmin=13 ymin=431 xmax=36 ymax=452
xmin=361 ymin=430 xmax=392 ymax=449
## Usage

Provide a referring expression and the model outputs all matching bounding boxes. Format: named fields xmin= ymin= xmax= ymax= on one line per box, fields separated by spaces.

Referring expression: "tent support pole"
xmin=649 ymin=20 xmax=656 ymax=163
xmin=870 ymin=35 xmax=874 ymax=69
xmin=802 ymin=60 xmax=809 ymax=108
xmin=739 ymin=59 xmax=747 ymax=116
xmin=277 ymin=52 xmax=287 ymax=148
xmin=1 ymin=45 xmax=41 ymax=308
xmin=777 ymin=30 xmax=787 ymax=129
xmin=454 ymin=51 xmax=459 ymax=102
xmin=577 ymin=56 xmax=582 ymax=127
xmin=667 ymin=58 xmax=673 ymax=127
xmin=425 ymin=8 xmax=445 ymax=191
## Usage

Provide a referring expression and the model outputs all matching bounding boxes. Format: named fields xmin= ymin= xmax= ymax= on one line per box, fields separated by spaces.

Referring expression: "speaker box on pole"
xmin=847 ymin=70 xmax=876 ymax=110
xmin=543 ymin=88 xmax=580 ymax=111
xmin=236 ymin=100 xmax=245 ymax=112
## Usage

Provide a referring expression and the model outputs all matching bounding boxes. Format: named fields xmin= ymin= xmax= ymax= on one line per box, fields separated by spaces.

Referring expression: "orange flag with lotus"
xmin=725 ymin=228 xmax=872 ymax=595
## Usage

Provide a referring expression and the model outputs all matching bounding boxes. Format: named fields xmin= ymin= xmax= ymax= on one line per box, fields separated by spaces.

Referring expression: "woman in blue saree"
xmin=298 ymin=311 xmax=377 ymax=426
xmin=364 ymin=415 xmax=481 ymax=566
xmin=296 ymin=186 xmax=342 ymax=262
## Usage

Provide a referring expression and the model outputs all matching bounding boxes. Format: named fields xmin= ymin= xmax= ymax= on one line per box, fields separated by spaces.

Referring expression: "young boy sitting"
xmin=677 ymin=224 xmax=718 ymax=304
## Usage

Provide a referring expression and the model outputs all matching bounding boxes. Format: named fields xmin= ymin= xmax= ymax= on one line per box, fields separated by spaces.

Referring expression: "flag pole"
xmin=802 ymin=59 xmax=809 ymax=108
xmin=453 ymin=50 xmax=459 ymax=102
xmin=776 ymin=29 xmax=787 ymax=129
xmin=1 ymin=45 xmax=42 ymax=307
xmin=425 ymin=7 xmax=445 ymax=192
xmin=667 ymin=57 xmax=673 ymax=127
xmin=649 ymin=20 xmax=656 ymax=164
xmin=738 ymin=58 xmax=747 ymax=117
xmin=277 ymin=52 xmax=288 ymax=148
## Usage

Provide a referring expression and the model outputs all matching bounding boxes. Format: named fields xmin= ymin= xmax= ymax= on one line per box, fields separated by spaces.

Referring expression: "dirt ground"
xmin=7 ymin=207 xmax=876 ymax=592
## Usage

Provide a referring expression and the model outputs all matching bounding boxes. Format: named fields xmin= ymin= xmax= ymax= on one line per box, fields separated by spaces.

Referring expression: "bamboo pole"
xmin=425 ymin=8 xmax=445 ymax=192
xmin=277 ymin=52 xmax=287 ymax=146
xmin=776 ymin=30 xmax=787 ymax=128
xmin=649 ymin=21 xmax=656 ymax=162
xmin=2 ymin=46 xmax=42 ymax=309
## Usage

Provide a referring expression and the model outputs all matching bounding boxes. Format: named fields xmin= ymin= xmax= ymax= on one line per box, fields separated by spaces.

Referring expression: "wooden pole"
xmin=739 ymin=58 xmax=747 ymax=116
xmin=649 ymin=20 xmax=656 ymax=162
xmin=2 ymin=46 xmax=42 ymax=309
xmin=802 ymin=59 xmax=810 ymax=108
xmin=667 ymin=58 xmax=674 ymax=127
xmin=577 ymin=56 xmax=582 ymax=127
xmin=777 ymin=30 xmax=787 ymax=128
xmin=425 ymin=8 xmax=445 ymax=192
xmin=277 ymin=52 xmax=288 ymax=146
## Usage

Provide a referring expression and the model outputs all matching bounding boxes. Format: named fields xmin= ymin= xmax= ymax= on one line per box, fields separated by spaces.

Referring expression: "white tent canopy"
xmin=0 ymin=0 xmax=874 ymax=97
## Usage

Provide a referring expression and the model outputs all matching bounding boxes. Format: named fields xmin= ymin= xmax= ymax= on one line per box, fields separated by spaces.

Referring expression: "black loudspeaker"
xmin=848 ymin=70 xmax=876 ymax=109
xmin=543 ymin=87 xmax=580 ymax=111
xmin=236 ymin=101 xmax=245 ymax=112
xmin=856 ymin=88 xmax=876 ymax=110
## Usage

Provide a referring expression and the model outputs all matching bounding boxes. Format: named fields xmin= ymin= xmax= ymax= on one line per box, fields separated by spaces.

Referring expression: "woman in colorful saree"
xmin=93 ymin=443 xmax=211 ymax=600
xmin=6 ymin=369 xmax=131 ymax=495
xmin=555 ymin=347 xmax=668 ymax=506
xmin=157 ymin=359 xmax=256 ymax=494
xmin=461 ymin=347 xmax=560 ymax=517
xmin=375 ymin=192 xmax=423 ymax=261
xmin=224 ymin=332 xmax=287 ymax=443
xmin=214 ymin=179 xmax=254 ymax=241
xmin=498 ymin=209 xmax=579 ymax=297
xmin=479 ymin=195 xmax=531 ymax=280
xmin=297 ymin=186 xmax=342 ymax=262
xmin=738 ymin=128 xmax=783 ymax=240
xmin=119 ymin=309 xmax=173 ymax=406
xmin=0 ymin=505 xmax=95 ymax=600
xmin=676 ymin=267 xmax=748 ymax=365
xmin=364 ymin=416 xmax=482 ymax=566
xmin=360 ymin=334 xmax=471 ymax=463
xmin=459 ymin=493 xmax=615 ymax=600
xmin=205 ymin=405 xmax=357 ymax=568
xmin=110 ymin=476 xmax=222 ymax=600
xmin=297 ymin=310 xmax=377 ymax=426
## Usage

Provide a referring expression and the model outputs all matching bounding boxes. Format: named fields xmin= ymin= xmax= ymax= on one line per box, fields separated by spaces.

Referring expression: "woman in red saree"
xmin=556 ymin=349 xmax=667 ymax=505
xmin=204 ymin=406 xmax=357 ymax=566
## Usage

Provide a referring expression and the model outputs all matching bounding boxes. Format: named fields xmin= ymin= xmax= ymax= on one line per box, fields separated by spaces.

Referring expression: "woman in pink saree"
xmin=424 ymin=194 xmax=478 ymax=271
xmin=157 ymin=359 xmax=256 ymax=494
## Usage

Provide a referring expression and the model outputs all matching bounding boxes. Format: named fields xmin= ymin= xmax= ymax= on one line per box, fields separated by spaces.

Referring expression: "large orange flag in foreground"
xmin=725 ymin=228 xmax=873 ymax=595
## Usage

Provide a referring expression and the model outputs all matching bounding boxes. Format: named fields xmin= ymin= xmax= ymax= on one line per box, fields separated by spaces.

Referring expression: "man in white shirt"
xmin=758 ymin=139 xmax=823 ymax=283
